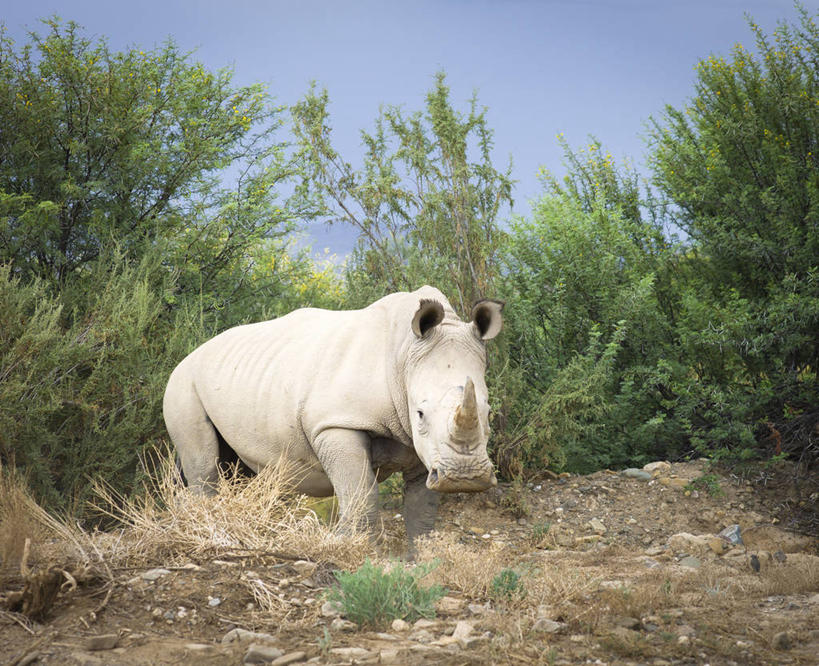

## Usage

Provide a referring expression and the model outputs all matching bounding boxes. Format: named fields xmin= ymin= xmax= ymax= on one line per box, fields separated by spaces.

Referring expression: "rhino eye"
xmin=416 ymin=410 xmax=424 ymax=420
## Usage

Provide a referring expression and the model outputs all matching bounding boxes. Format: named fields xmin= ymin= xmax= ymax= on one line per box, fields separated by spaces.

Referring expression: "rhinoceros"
xmin=163 ymin=286 xmax=503 ymax=548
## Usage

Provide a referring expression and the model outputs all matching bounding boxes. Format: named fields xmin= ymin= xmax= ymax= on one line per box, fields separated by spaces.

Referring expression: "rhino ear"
xmin=471 ymin=299 xmax=504 ymax=340
xmin=412 ymin=299 xmax=445 ymax=338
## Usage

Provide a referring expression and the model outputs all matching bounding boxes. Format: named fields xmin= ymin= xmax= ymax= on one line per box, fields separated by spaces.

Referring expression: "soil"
xmin=2 ymin=459 xmax=818 ymax=665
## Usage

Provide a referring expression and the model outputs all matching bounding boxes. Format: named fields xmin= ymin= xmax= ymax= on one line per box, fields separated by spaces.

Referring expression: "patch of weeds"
xmin=490 ymin=567 xmax=526 ymax=600
xmin=531 ymin=521 xmax=551 ymax=542
xmin=687 ymin=473 xmax=724 ymax=497
xmin=325 ymin=559 xmax=444 ymax=629
xmin=500 ymin=477 xmax=531 ymax=519
xmin=318 ymin=627 xmax=332 ymax=658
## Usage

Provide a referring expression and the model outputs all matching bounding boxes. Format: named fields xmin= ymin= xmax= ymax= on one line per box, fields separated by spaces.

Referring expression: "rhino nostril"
xmin=428 ymin=468 xmax=439 ymax=484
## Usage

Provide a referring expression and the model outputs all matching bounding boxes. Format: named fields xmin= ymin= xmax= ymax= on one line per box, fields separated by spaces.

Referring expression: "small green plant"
xmin=490 ymin=568 xmax=526 ymax=600
xmin=531 ymin=521 xmax=551 ymax=542
xmin=325 ymin=559 xmax=445 ymax=629
xmin=317 ymin=627 xmax=332 ymax=657
xmin=687 ymin=473 xmax=724 ymax=497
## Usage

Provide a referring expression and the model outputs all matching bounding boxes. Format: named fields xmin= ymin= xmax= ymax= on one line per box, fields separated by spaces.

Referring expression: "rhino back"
xmin=181 ymin=305 xmax=408 ymax=470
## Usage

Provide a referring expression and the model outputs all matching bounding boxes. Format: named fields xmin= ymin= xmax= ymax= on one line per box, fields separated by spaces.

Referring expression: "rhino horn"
xmin=453 ymin=377 xmax=479 ymax=433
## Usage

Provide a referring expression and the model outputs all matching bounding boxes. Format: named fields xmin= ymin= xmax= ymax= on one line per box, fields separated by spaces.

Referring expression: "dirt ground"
xmin=2 ymin=459 xmax=818 ymax=665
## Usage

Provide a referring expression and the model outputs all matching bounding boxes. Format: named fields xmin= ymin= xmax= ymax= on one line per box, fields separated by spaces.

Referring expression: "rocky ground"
xmin=2 ymin=459 xmax=818 ymax=665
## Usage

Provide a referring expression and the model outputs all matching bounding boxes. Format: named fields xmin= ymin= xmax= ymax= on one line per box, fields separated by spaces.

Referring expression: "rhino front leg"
xmin=313 ymin=428 xmax=379 ymax=535
xmin=403 ymin=463 xmax=440 ymax=558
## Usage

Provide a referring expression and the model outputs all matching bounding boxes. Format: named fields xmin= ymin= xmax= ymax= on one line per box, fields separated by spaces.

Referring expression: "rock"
xmin=269 ymin=652 xmax=306 ymax=666
xmin=644 ymin=545 xmax=665 ymax=556
xmin=589 ymin=518 xmax=607 ymax=534
xmin=773 ymin=550 xmax=787 ymax=563
xmin=413 ymin=618 xmax=437 ymax=629
xmin=659 ymin=476 xmax=691 ymax=489
xmin=291 ymin=560 xmax=317 ymax=577
xmin=451 ymin=620 xmax=474 ymax=641
xmin=668 ymin=532 xmax=711 ymax=555
xmin=771 ymin=631 xmax=792 ymax=650
xmin=330 ymin=618 xmax=356 ymax=632
xmin=85 ymin=634 xmax=119 ymax=651
xmin=208 ymin=596 xmax=222 ymax=607
xmin=244 ymin=644 xmax=285 ymax=664
xmin=222 ymin=628 xmax=278 ymax=645
xmin=379 ymin=648 xmax=403 ymax=664
xmin=467 ymin=603 xmax=490 ymax=615
xmin=409 ymin=629 xmax=434 ymax=643
xmin=708 ymin=537 xmax=729 ymax=555
xmin=329 ymin=647 xmax=375 ymax=659
xmin=679 ymin=556 xmax=701 ymax=569
xmin=319 ymin=600 xmax=343 ymax=617
xmin=614 ymin=616 xmax=641 ymax=630
xmin=436 ymin=595 xmax=465 ymax=614
xmin=391 ymin=618 xmax=410 ymax=632
xmin=643 ymin=461 xmax=671 ymax=475
xmin=141 ymin=567 xmax=171 ymax=581
xmin=373 ymin=633 xmax=398 ymax=641
xmin=718 ymin=524 xmax=744 ymax=546
xmin=623 ymin=468 xmax=652 ymax=480
xmin=532 ymin=618 xmax=566 ymax=633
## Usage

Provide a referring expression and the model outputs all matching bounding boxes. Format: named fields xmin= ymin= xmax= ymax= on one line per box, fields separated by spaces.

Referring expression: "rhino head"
xmin=405 ymin=297 xmax=503 ymax=493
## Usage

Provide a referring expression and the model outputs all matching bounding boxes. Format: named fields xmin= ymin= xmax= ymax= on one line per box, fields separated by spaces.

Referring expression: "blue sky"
xmin=2 ymin=0 xmax=805 ymax=254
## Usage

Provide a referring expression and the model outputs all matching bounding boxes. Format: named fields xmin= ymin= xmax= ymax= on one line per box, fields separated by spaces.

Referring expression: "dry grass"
xmin=89 ymin=451 xmax=373 ymax=569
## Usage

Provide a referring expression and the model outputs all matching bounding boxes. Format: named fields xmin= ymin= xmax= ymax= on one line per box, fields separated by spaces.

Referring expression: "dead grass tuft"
xmin=414 ymin=531 xmax=513 ymax=598
xmin=89 ymin=451 xmax=372 ymax=569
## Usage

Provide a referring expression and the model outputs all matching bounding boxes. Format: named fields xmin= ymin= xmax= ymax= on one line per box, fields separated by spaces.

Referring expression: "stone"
xmin=319 ymin=600 xmax=343 ymax=617
xmin=659 ymin=476 xmax=691 ymax=489
xmin=329 ymin=647 xmax=374 ymax=659
xmin=85 ymin=634 xmax=119 ymax=651
xmin=391 ymin=618 xmax=410 ymax=632
xmin=679 ymin=556 xmax=701 ymax=569
xmin=589 ymin=518 xmax=607 ymax=534
xmin=451 ymin=620 xmax=474 ymax=643
xmin=244 ymin=644 xmax=285 ymax=664
xmin=668 ymin=532 xmax=711 ymax=555
xmin=141 ymin=568 xmax=171 ymax=581
xmin=379 ymin=648 xmax=402 ymax=664
xmin=436 ymin=595 xmax=465 ymax=614
xmin=413 ymin=618 xmax=437 ymax=629
xmin=291 ymin=560 xmax=317 ymax=577
xmin=532 ymin=618 xmax=565 ymax=633
xmin=208 ymin=596 xmax=222 ymax=607
xmin=771 ymin=631 xmax=792 ymax=650
xmin=330 ymin=618 xmax=356 ymax=632
xmin=409 ymin=629 xmax=434 ymax=643
xmin=708 ymin=537 xmax=728 ymax=555
xmin=643 ymin=461 xmax=671 ymax=474
xmin=467 ymin=603 xmax=490 ymax=615
xmin=222 ymin=628 xmax=278 ymax=646
xmin=718 ymin=524 xmax=744 ymax=546
xmin=373 ymin=633 xmax=398 ymax=641
xmin=773 ymin=550 xmax=787 ymax=563
xmin=623 ymin=468 xmax=652 ymax=480
xmin=614 ymin=616 xmax=641 ymax=630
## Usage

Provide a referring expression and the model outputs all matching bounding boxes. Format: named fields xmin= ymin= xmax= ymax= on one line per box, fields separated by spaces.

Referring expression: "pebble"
xmin=451 ymin=620 xmax=474 ymax=643
xmin=718 ymin=524 xmax=744 ymax=546
xmin=329 ymin=647 xmax=375 ymax=659
xmin=141 ymin=568 xmax=172 ymax=581
xmin=222 ymin=628 xmax=278 ymax=645
xmin=208 ymin=596 xmax=222 ymax=607
xmin=85 ymin=634 xmax=119 ymax=651
xmin=270 ymin=651 xmax=306 ymax=665
xmin=643 ymin=461 xmax=671 ymax=474
xmin=330 ymin=618 xmax=356 ymax=632
xmin=532 ymin=618 xmax=565 ymax=633
xmin=589 ymin=518 xmax=607 ymax=534
xmin=291 ymin=560 xmax=317 ymax=576
xmin=659 ymin=476 xmax=691 ymax=489
xmin=679 ymin=556 xmax=701 ymax=569
xmin=413 ymin=618 xmax=437 ymax=629
xmin=391 ymin=618 xmax=410 ymax=632
xmin=436 ymin=596 xmax=465 ymax=614
xmin=623 ymin=468 xmax=652 ymax=480
xmin=771 ymin=631 xmax=792 ymax=650
xmin=320 ymin=600 xmax=342 ymax=617
xmin=244 ymin=644 xmax=285 ymax=664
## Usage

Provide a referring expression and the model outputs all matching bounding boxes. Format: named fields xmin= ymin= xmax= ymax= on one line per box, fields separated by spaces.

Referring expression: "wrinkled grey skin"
xmin=163 ymin=286 xmax=503 ymax=551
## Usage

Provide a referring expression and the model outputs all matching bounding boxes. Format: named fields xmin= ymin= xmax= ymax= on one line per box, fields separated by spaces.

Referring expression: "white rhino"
xmin=163 ymin=286 xmax=503 ymax=548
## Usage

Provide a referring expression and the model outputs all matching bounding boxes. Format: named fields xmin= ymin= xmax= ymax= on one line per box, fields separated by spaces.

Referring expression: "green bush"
xmin=490 ymin=568 xmax=526 ymax=600
xmin=325 ymin=559 xmax=444 ymax=629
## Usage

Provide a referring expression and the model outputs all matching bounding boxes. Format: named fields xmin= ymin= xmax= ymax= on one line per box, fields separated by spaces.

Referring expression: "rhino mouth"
xmin=426 ymin=466 xmax=497 ymax=493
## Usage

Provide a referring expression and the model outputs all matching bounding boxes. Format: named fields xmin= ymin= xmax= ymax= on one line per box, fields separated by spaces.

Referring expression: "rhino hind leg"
xmin=163 ymin=368 xmax=220 ymax=495
xmin=403 ymin=463 xmax=440 ymax=558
